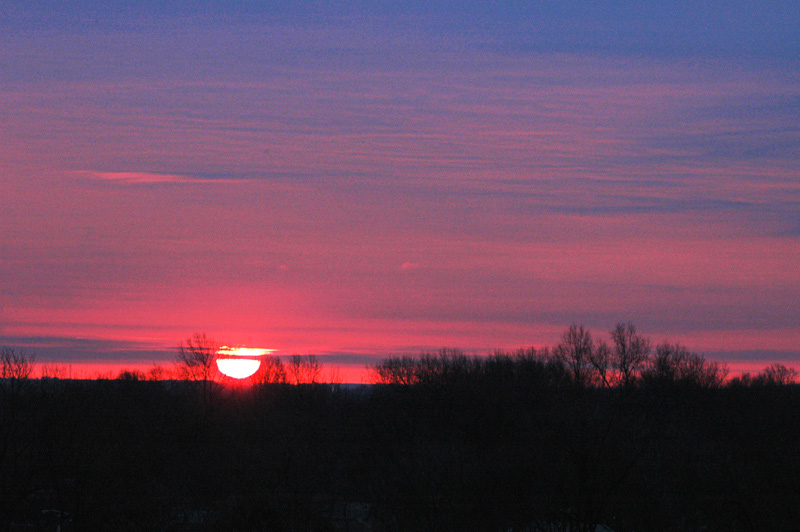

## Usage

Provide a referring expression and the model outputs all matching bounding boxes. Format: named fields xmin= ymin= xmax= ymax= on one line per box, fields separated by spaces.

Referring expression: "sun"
xmin=216 ymin=346 xmax=273 ymax=379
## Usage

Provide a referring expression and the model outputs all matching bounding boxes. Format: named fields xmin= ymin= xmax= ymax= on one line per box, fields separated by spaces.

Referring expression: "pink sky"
xmin=1 ymin=3 xmax=798 ymax=380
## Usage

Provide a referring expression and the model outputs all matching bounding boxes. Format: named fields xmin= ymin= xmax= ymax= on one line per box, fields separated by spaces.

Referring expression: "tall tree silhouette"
xmin=0 ymin=347 xmax=35 ymax=382
xmin=287 ymin=354 xmax=322 ymax=385
xmin=175 ymin=333 xmax=220 ymax=409
xmin=610 ymin=322 xmax=651 ymax=388
xmin=554 ymin=324 xmax=597 ymax=387
xmin=253 ymin=356 xmax=286 ymax=385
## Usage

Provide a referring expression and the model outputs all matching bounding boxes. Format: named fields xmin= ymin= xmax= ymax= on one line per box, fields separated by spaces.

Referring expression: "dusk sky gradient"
xmin=2 ymin=2 xmax=798 ymax=380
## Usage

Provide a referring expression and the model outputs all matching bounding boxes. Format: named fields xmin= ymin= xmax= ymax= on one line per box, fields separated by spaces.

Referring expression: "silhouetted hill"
xmin=1 ymin=357 xmax=799 ymax=531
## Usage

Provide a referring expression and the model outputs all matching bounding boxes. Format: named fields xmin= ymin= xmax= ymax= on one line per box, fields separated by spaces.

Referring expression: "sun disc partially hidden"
xmin=216 ymin=346 xmax=274 ymax=379
xmin=216 ymin=358 xmax=261 ymax=379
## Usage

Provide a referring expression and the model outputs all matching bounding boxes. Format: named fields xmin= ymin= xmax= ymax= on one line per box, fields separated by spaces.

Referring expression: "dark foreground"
xmin=1 ymin=369 xmax=799 ymax=532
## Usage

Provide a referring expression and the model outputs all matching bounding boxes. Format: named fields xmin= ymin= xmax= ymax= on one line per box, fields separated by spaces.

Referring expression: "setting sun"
xmin=216 ymin=346 xmax=273 ymax=379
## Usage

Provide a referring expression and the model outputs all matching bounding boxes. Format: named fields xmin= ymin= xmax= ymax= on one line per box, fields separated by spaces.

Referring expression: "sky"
xmin=1 ymin=2 xmax=799 ymax=380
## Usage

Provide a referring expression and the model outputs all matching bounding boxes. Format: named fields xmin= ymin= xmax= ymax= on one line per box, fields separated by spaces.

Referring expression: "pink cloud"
xmin=1 ymin=25 xmax=798 ymax=375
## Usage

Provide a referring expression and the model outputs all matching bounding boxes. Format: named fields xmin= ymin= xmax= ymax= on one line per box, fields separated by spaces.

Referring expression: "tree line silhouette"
xmin=0 ymin=324 xmax=798 ymax=531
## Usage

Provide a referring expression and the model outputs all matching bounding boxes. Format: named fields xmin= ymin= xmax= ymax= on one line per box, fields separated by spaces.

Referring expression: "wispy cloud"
xmin=78 ymin=171 xmax=245 ymax=185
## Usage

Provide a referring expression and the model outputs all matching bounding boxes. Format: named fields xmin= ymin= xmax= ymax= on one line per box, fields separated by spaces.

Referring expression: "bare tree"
xmin=642 ymin=342 xmax=727 ymax=388
xmin=175 ymin=333 xmax=220 ymax=407
xmin=40 ymin=363 xmax=68 ymax=380
xmin=588 ymin=340 xmax=613 ymax=388
xmin=147 ymin=365 xmax=169 ymax=381
xmin=176 ymin=333 xmax=218 ymax=380
xmin=0 ymin=347 xmax=35 ymax=382
xmin=1 ymin=347 xmax=36 ymax=399
xmin=287 ymin=354 xmax=322 ymax=385
xmin=253 ymin=356 xmax=286 ymax=385
xmin=682 ymin=352 xmax=728 ymax=388
xmin=116 ymin=369 xmax=144 ymax=381
xmin=371 ymin=355 xmax=419 ymax=385
xmin=554 ymin=324 xmax=597 ymax=387
xmin=610 ymin=322 xmax=651 ymax=388
xmin=643 ymin=342 xmax=688 ymax=384
xmin=756 ymin=363 xmax=798 ymax=386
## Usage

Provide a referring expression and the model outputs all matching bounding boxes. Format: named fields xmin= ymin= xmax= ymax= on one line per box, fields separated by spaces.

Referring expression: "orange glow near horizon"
xmin=32 ymin=357 xmax=799 ymax=385
xmin=32 ymin=360 xmax=374 ymax=383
